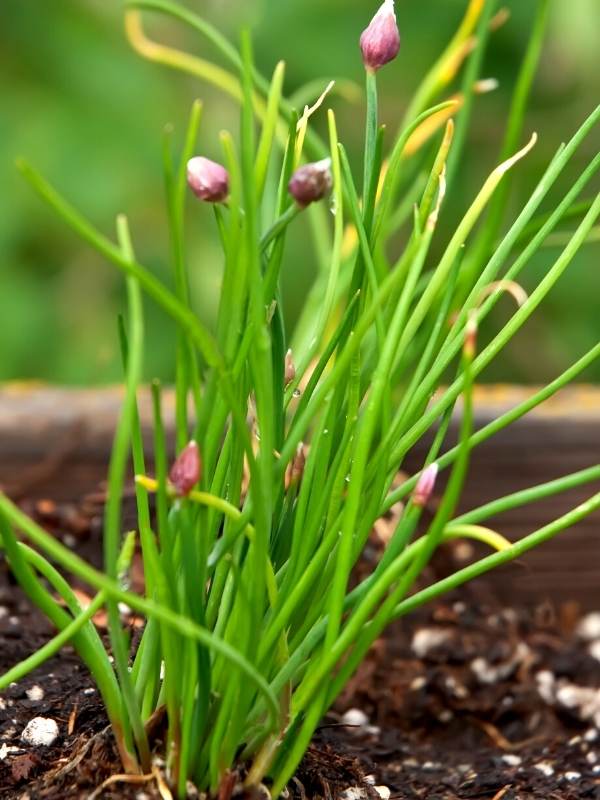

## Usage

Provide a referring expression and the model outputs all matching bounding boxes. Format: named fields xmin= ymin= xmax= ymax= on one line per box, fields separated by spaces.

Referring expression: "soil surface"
xmin=2 ymin=492 xmax=600 ymax=799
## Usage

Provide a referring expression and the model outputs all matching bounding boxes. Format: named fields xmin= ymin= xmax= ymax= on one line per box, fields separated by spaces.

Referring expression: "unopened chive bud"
xmin=284 ymin=349 xmax=296 ymax=387
xmin=464 ymin=315 xmax=478 ymax=361
xmin=169 ymin=440 xmax=201 ymax=497
xmin=288 ymin=159 xmax=333 ymax=208
xmin=187 ymin=156 xmax=229 ymax=203
xmin=285 ymin=443 xmax=306 ymax=489
xmin=412 ymin=463 xmax=438 ymax=508
xmin=360 ymin=0 xmax=401 ymax=73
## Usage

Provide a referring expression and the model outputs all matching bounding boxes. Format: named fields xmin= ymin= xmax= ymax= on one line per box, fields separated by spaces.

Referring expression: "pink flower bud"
xmin=360 ymin=0 xmax=401 ymax=72
xmin=169 ymin=440 xmax=201 ymax=497
xmin=288 ymin=159 xmax=333 ymax=208
xmin=187 ymin=157 xmax=229 ymax=203
xmin=412 ymin=463 xmax=438 ymax=508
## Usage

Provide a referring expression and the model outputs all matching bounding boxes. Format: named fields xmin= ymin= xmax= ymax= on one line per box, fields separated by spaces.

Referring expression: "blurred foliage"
xmin=1 ymin=0 xmax=599 ymax=384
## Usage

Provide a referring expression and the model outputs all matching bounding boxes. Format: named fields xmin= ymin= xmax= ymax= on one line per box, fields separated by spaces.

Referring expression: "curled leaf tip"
xmin=496 ymin=133 xmax=538 ymax=177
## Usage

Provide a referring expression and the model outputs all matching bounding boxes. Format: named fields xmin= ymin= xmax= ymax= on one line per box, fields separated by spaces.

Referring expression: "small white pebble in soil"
xmin=452 ymin=541 xmax=474 ymax=562
xmin=0 ymin=744 xmax=24 ymax=761
xmin=470 ymin=642 xmax=530 ymax=685
xmin=82 ymin=687 xmax=95 ymax=695
xmin=438 ymin=709 xmax=453 ymax=723
xmin=364 ymin=775 xmax=376 ymax=785
xmin=26 ymin=685 xmax=45 ymax=702
xmin=588 ymin=640 xmax=600 ymax=663
xmin=21 ymin=717 xmax=59 ymax=747
xmin=411 ymin=628 xmax=452 ymax=659
xmin=593 ymin=765 xmax=600 ymax=775
xmin=374 ymin=787 xmax=391 ymax=800
xmin=8 ymin=616 xmax=19 ymax=626
xmin=556 ymin=683 xmax=600 ymax=726
xmin=457 ymin=764 xmax=472 ymax=774
xmin=536 ymin=670 xmax=556 ymax=704
xmin=421 ymin=761 xmax=442 ymax=771
xmin=62 ymin=533 xmax=77 ymax=548
xmin=533 ymin=761 xmax=554 ymax=777
xmin=410 ymin=675 xmax=427 ymax=691
xmin=470 ymin=657 xmax=495 ymax=684
xmin=501 ymin=754 xmax=522 ymax=767
xmin=341 ymin=708 xmax=369 ymax=728
xmin=445 ymin=675 xmax=469 ymax=699
xmin=585 ymin=728 xmax=599 ymax=742
xmin=568 ymin=735 xmax=582 ymax=746
xmin=577 ymin=612 xmax=600 ymax=641
xmin=564 ymin=771 xmax=582 ymax=782
xmin=0 ymin=698 xmax=6 ymax=711
xmin=0 ymin=606 xmax=8 ymax=619
xmin=340 ymin=788 xmax=367 ymax=800
xmin=586 ymin=751 xmax=598 ymax=764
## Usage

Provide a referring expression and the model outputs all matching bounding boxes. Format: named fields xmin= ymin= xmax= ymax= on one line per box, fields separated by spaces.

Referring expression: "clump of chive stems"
xmin=1 ymin=1 xmax=600 ymax=797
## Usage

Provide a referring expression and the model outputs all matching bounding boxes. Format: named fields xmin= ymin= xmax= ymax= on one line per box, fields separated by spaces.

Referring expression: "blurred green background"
xmin=1 ymin=0 xmax=599 ymax=385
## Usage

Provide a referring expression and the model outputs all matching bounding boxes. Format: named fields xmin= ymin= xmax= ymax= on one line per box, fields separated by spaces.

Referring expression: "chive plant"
xmin=2 ymin=0 xmax=600 ymax=796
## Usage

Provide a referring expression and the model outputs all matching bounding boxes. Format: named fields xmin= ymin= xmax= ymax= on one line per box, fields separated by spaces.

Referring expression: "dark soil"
xmin=2 ymin=492 xmax=600 ymax=799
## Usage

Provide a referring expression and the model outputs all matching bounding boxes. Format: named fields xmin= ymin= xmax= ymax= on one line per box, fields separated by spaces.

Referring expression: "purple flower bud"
xmin=412 ymin=463 xmax=438 ymax=508
xmin=288 ymin=159 xmax=333 ymax=208
xmin=360 ymin=0 xmax=401 ymax=72
xmin=169 ymin=440 xmax=202 ymax=497
xmin=187 ymin=157 xmax=229 ymax=203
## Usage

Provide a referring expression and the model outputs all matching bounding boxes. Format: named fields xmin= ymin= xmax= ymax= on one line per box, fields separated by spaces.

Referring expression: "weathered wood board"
xmin=1 ymin=384 xmax=598 ymax=608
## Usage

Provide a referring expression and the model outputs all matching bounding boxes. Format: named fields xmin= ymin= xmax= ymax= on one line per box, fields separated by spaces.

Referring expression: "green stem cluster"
xmin=2 ymin=2 xmax=599 ymax=798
